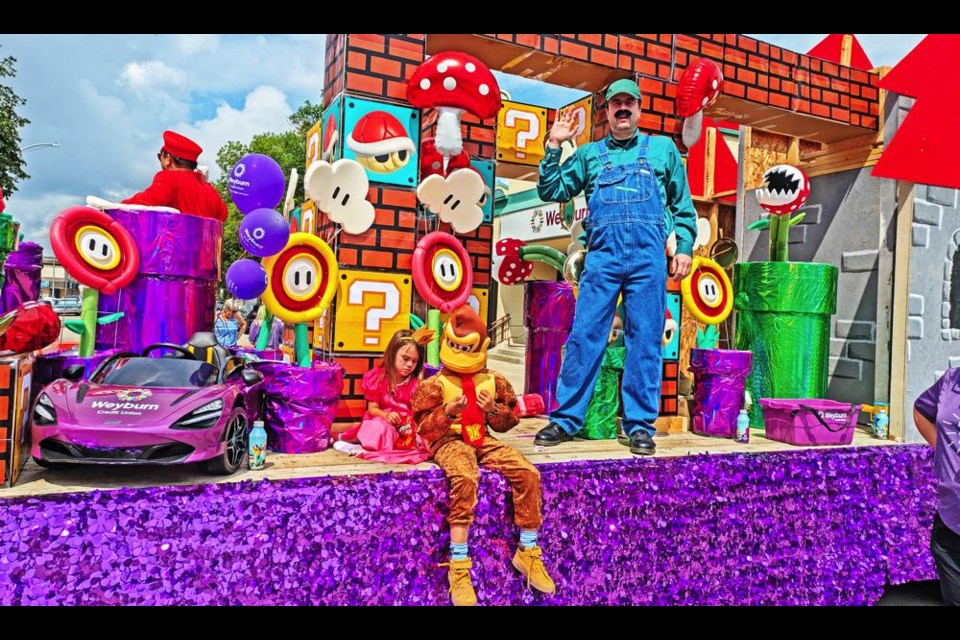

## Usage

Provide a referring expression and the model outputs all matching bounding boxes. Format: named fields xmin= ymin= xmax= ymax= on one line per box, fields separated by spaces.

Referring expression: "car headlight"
xmin=33 ymin=393 xmax=58 ymax=426
xmin=171 ymin=399 xmax=224 ymax=430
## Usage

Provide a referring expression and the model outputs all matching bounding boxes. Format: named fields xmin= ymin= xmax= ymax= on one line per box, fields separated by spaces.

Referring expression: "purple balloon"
xmin=226 ymin=259 xmax=268 ymax=299
xmin=239 ymin=208 xmax=290 ymax=258
xmin=229 ymin=153 xmax=285 ymax=214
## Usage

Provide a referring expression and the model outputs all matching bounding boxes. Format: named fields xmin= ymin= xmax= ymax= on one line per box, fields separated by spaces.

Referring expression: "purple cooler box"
xmin=759 ymin=398 xmax=860 ymax=446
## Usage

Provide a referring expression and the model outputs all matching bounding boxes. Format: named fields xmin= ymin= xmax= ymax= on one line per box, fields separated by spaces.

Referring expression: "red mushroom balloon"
xmin=407 ymin=51 xmax=501 ymax=166
xmin=677 ymin=58 xmax=724 ymax=148
xmin=0 ymin=186 xmax=5 ymax=214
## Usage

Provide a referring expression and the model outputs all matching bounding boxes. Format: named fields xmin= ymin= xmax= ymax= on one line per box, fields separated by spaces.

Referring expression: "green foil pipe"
xmin=427 ymin=309 xmax=441 ymax=367
xmin=255 ymin=309 xmax=274 ymax=351
xmin=734 ymin=261 xmax=838 ymax=428
xmin=294 ymin=323 xmax=311 ymax=368
xmin=79 ymin=287 xmax=99 ymax=357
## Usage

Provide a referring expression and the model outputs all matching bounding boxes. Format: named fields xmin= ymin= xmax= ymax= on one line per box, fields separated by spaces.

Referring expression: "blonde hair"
xmin=221 ymin=300 xmax=236 ymax=314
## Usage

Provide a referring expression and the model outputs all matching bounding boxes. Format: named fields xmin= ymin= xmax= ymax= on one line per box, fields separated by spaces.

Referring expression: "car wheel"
xmin=33 ymin=457 xmax=71 ymax=471
xmin=202 ymin=408 xmax=248 ymax=475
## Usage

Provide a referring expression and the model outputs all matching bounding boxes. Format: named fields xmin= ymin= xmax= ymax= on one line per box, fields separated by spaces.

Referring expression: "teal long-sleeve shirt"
xmin=537 ymin=132 xmax=698 ymax=256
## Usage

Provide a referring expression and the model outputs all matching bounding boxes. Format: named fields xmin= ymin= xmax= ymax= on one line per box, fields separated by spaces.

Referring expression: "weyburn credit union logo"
xmin=117 ymin=388 xmax=152 ymax=401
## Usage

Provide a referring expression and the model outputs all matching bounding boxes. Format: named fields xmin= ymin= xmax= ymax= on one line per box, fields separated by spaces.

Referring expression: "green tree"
xmin=215 ymin=100 xmax=323 ymax=288
xmin=0 ymin=52 xmax=30 ymax=197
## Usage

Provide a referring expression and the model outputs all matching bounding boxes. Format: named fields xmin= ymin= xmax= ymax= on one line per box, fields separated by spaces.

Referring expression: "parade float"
xmin=0 ymin=34 xmax=946 ymax=606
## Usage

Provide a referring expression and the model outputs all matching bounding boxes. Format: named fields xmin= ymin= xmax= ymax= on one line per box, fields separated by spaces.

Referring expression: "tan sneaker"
xmin=512 ymin=546 xmax=557 ymax=594
xmin=440 ymin=557 xmax=477 ymax=606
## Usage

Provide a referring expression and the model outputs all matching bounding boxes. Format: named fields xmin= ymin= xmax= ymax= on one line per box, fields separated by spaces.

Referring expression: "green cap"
xmin=605 ymin=78 xmax=641 ymax=102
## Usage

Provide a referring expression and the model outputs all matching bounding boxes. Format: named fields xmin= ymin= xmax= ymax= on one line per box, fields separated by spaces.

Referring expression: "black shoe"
xmin=535 ymin=422 xmax=574 ymax=447
xmin=617 ymin=432 xmax=630 ymax=446
xmin=628 ymin=431 xmax=656 ymax=456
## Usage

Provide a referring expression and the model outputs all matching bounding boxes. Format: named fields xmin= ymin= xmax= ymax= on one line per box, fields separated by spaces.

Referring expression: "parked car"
xmin=53 ymin=296 xmax=82 ymax=312
xmin=31 ymin=331 xmax=264 ymax=475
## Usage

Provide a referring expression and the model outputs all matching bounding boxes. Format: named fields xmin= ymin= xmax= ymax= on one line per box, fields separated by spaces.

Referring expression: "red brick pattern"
xmin=343 ymin=34 xmax=425 ymax=103
xmin=331 ymin=354 xmax=379 ymax=421
xmin=661 ymin=361 xmax=679 ymax=416
xmin=323 ymin=34 xmax=346 ymax=109
xmin=334 ymin=187 xmax=418 ymax=272
xmin=484 ymin=33 xmax=880 ymax=136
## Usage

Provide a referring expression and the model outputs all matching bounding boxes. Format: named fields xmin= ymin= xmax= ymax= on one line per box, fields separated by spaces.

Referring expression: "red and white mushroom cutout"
xmin=407 ymin=51 xmax=501 ymax=169
xmin=677 ymin=58 xmax=724 ymax=148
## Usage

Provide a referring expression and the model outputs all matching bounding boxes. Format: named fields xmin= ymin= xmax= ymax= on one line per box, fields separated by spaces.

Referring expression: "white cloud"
xmin=12 ymin=192 xmax=85 ymax=251
xmin=177 ymin=85 xmax=295 ymax=182
xmin=119 ymin=60 xmax=186 ymax=91
xmin=173 ymin=34 xmax=220 ymax=55
xmin=1 ymin=34 xmax=325 ymax=249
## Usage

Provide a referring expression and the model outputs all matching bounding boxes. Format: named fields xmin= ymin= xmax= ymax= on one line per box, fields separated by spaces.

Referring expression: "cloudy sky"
xmin=1 ymin=34 xmax=925 ymax=249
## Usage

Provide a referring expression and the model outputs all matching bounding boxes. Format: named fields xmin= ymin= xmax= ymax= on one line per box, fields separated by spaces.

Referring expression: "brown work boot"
xmin=512 ymin=545 xmax=557 ymax=594
xmin=440 ymin=557 xmax=477 ymax=606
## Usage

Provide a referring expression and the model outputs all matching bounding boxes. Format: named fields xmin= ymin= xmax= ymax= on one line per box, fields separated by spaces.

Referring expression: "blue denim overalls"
xmin=551 ymin=135 xmax=666 ymax=437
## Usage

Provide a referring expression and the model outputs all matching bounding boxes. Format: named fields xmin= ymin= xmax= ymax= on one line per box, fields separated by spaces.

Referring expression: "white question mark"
xmin=504 ymin=109 xmax=540 ymax=159
xmin=348 ymin=280 xmax=401 ymax=345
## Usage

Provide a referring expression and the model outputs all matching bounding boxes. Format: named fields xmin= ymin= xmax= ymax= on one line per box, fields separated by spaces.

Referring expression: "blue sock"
xmin=519 ymin=529 xmax=538 ymax=550
xmin=450 ymin=541 xmax=469 ymax=561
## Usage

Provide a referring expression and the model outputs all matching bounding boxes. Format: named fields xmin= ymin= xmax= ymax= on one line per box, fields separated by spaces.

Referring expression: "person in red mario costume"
xmin=122 ymin=130 xmax=227 ymax=222
xmin=411 ymin=303 xmax=556 ymax=606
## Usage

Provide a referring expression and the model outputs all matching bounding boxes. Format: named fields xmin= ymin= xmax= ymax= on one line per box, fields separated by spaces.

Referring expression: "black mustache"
xmin=614 ymin=110 xmax=631 ymax=119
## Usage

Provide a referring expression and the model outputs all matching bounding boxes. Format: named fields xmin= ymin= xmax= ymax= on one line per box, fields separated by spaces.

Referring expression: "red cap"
xmin=161 ymin=130 xmax=202 ymax=163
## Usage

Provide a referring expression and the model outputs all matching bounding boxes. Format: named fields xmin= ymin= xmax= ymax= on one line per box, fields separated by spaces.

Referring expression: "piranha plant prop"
xmin=748 ymin=164 xmax=811 ymax=262
xmin=407 ymin=51 xmax=501 ymax=171
xmin=734 ymin=163 xmax=838 ymax=427
xmin=492 ymin=238 xmax=567 ymax=286
xmin=50 ymin=207 xmax=138 ymax=357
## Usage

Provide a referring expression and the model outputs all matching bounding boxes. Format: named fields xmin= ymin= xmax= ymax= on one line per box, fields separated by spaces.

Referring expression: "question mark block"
xmin=334 ymin=269 xmax=412 ymax=352
xmin=440 ymin=287 xmax=489 ymax=326
xmin=560 ymin=94 xmax=594 ymax=148
xmin=496 ymin=100 xmax=547 ymax=166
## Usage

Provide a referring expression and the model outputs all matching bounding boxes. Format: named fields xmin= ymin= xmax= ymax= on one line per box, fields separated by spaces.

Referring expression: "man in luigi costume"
xmin=534 ymin=77 xmax=698 ymax=456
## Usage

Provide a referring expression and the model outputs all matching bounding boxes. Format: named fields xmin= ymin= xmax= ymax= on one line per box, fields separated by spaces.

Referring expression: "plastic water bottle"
xmin=873 ymin=407 xmax=890 ymax=440
xmin=735 ymin=409 xmax=750 ymax=444
xmin=249 ymin=420 xmax=267 ymax=470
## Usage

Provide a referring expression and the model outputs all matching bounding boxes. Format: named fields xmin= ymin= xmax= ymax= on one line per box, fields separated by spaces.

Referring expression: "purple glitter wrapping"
xmin=254 ymin=361 xmax=343 ymax=454
xmin=0 ymin=446 xmax=936 ymax=605
xmin=524 ymin=281 xmax=576 ymax=411
xmin=689 ymin=349 xmax=753 ymax=438
xmin=1 ymin=241 xmax=42 ymax=314
xmin=95 ymin=209 xmax=222 ymax=354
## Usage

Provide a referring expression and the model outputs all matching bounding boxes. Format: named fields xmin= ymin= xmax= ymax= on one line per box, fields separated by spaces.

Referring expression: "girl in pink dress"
xmin=333 ymin=329 xmax=432 ymax=464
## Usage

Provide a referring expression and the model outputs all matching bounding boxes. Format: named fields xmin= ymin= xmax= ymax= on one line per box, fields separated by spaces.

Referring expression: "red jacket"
xmin=123 ymin=170 xmax=228 ymax=222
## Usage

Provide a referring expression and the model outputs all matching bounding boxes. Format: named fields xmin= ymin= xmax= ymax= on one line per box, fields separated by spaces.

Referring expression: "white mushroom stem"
xmin=434 ymin=106 xmax=465 ymax=172
xmin=682 ymin=110 xmax=704 ymax=148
